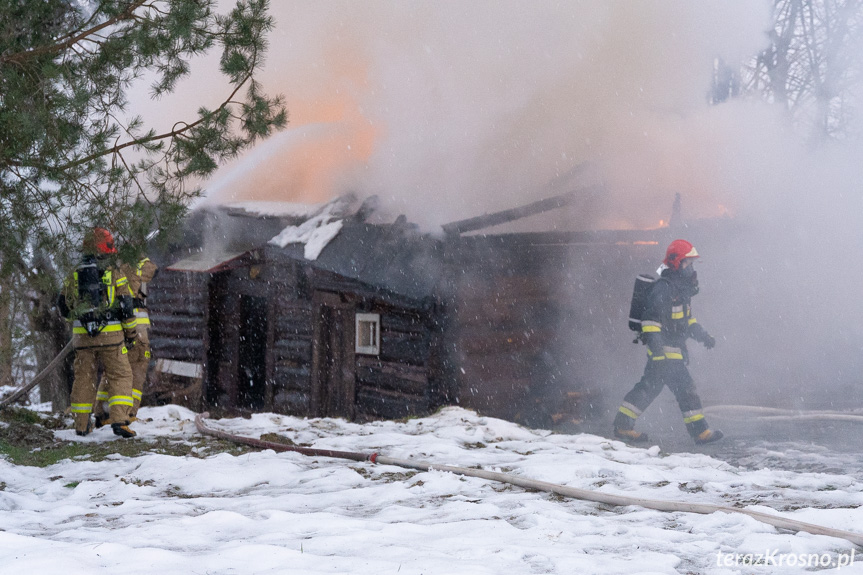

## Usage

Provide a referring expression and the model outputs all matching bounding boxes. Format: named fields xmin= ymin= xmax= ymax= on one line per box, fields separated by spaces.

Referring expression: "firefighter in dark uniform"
xmin=94 ymin=255 xmax=158 ymax=425
xmin=613 ymin=239 xmax=723 ymax=445
xmin=58 ymin=228 xmax=138 ymax=438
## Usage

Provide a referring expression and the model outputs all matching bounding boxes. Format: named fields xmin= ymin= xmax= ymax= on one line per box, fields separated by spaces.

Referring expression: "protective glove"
xmin=642 ymin=331 xmax=664 ymax=359
xmin=124 ymin=329 xmax=138 ymax=349
xmin=689 ymin=322 xmax=715 ymax=350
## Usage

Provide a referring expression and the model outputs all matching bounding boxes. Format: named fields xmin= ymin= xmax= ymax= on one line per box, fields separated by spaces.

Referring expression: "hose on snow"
xmin=194 ymin=412 xmax=863 ymax=548
xmin=704 ymin=405 xmax=863 ymax=424
xmin=0 ymin=340 xmax=73 ymax=411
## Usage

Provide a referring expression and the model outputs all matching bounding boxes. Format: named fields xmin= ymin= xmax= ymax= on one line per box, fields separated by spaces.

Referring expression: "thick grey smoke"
xmin=199 ymin=1 xmax=774 ymax=230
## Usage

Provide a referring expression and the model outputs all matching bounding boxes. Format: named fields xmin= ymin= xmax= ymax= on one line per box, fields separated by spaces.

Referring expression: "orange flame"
xmin=209 ymin=48 xmax=379 ymax=205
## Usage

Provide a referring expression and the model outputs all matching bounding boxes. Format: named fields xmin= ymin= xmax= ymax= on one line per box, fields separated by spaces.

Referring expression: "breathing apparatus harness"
xmin=74 ymin=255 xmax=115 ymax=336
xmin=628 ymin=267 xmax=699 ymax=345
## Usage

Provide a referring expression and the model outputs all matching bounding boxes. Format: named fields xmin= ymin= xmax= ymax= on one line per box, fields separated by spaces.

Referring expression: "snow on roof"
xmin=268 ymin=200 xmax=345 ymax=260
xmin=220 ymin=201 xmax=322 ymax=218
xmin=166 ymin=250 xmax=248 ymax=272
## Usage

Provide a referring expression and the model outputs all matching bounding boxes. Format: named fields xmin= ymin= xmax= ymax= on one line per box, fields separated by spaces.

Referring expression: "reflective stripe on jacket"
xmin=63 ymin=263 xmax=135 ymax=348
xmin=640 ymin=275 xmax=701 ymax=359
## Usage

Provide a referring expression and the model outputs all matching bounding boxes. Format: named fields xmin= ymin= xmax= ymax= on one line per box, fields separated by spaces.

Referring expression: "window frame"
xmin=355 ymin=312 xmax=381 ymax=355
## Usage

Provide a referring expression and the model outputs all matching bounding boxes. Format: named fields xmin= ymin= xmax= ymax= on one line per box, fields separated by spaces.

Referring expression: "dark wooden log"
xmin=273 ymin=306 xmax=314 ymax=337
xmin=456 ymin=326 xmax=556 ymax=355
xmin=272 ymin=389 xmax=312 ymax=415
xmin=150 ymin=338 xmax=205 ymax=362
xmin=306 ymin=268 xmax=433 ymax=311
xmin=442 ymin=186 xmax=602 ymax=235
xmin=273 ymin=363 xmax=312 ymax=391
xmin=356 ymin=356 xmax=427 ymax=380
xmin=454 ymin=298 xmax=561 ymax=327
xmin=355 ymin=359 xmax=428 ymax=395
xmin=379 ymin=331 xmax=431 ymax=365
xmin=272 ymin=338 xmax=313 ymax=362
xmin=458 ymin=353 xmax=545 ymax=381
xmin=448 ymin=227 xmax=664 ymax=248
xmin=379 ymin=309 xmax=429 ymax=332
xmin=150 ymin=315 xmax=207 ymax=336
xmin=355 ymin=386 xmax=428 ymax=420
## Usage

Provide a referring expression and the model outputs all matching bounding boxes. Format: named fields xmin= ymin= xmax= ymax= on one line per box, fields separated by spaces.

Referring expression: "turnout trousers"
xmin=614 ymin=356 xmax=710 ymax=439
xmin=70 ymin=343 xmax=134 ymax=433
xmin=95 ymin=331 xmax=150 ymax=419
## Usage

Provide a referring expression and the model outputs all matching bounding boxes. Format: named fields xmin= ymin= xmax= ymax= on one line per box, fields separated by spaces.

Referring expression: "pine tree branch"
xmin=6 ymin=69 xmax=254 ymax=173
xmin=0 ymin=0 xmax=150 ymax=66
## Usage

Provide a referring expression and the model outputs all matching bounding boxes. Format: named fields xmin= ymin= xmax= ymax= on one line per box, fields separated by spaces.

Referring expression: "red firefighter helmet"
xmin=83 ymin=227 xmax=118 ymax=255
xmin=663 ymin=239 xmax=698 ymax=270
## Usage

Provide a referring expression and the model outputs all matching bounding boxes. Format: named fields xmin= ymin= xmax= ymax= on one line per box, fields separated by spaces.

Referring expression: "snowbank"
xmin=1 ymin=406 xmax=861 ymax=574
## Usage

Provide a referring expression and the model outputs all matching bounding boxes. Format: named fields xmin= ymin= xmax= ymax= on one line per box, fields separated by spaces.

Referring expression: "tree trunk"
xmin=29 ymin=259 xmax=73 ymax=410
xmin=0 ymin=282 xmax=13 ymax=388
xmin=33 ymin=309 xmax=72 ymax=409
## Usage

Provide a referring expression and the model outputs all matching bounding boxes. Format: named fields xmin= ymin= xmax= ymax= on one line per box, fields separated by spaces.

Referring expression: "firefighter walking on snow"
xmin=613 ymin=239 xmax=723 ymax=445
xmin=93 ymin=255 xmax=158 ymax=426
xmin=58 ymin=228 xmax=138 ymax=438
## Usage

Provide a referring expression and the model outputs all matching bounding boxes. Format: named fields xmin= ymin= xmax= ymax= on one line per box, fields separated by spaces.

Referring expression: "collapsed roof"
xmin=167 ymin=195 xmax=442 ymax=301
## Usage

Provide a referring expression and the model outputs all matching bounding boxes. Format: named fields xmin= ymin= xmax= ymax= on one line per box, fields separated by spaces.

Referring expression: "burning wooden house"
xmin=147 ymin=197 xmax=450 ymax=420
xmin=147 ymin=192 xmax=686 ymax=426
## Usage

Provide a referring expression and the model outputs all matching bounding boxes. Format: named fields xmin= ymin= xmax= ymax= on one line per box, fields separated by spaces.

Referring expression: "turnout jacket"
xmin=120 ymin=257 xmax=158 ymax=333
xmin=640 ymin=270 xmax=711 ymax=361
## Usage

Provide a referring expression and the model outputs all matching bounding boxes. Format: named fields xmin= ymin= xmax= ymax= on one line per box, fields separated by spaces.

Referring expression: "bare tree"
xmin=740 ymin=0 xmax=863 ymax=142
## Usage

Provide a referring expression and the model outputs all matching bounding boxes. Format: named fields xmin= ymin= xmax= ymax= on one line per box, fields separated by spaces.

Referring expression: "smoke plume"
xmin=197 ymin=1 xmax=777 ymax=231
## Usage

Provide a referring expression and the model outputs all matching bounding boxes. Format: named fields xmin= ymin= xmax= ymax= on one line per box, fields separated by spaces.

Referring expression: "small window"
xmin=355 ymin=313 xmax=380 ymax=355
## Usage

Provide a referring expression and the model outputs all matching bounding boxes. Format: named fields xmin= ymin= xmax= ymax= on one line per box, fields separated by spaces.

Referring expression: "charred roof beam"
xmin=441 ymin=185 xmax=603 ymax=236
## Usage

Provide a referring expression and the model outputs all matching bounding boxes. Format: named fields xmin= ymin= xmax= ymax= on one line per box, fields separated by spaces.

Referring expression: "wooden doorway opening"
xmin=312 ymin=292 xmax=355 ymax=419
xmin=238 ymin=294 xmax=268 ymax=410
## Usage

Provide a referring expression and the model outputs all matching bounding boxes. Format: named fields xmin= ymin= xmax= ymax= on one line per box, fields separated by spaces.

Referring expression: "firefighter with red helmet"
xmin=613 ymin=239 xmax=723 ymax=445
xmin=93 ymin=255 xmax=158 ymax=426
xmin=57 ymin=228 xmax=138 ymax=438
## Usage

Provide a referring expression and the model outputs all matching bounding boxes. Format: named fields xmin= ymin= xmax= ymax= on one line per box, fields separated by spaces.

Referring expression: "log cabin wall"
xmin=354 ymin=297 xmax=445 ymax=421
xmin=303 ymin=266 xmax=445 ymax=422
xmin=148 ymin=270 xmax=209 ymax=361
xmin=445 ymin=232 xmax=660 ymax=427
xmin=146 ymin=269 xmax=210 ymax=408
xmin=195 ymin=250 xmax=445 ymax=421
xmin=147 ymin=230 xmax=662 ymax=426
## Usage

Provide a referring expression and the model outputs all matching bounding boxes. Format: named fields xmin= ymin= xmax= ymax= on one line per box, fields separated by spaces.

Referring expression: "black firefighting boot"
xmin=694 ymin=429 xmax=724 ymax=445
xmin=75 ymin=417 xmax=92 ymax=437
xmin=613 ymin=410 xmax=649 ymax=443
xmin=94 ymin=414 xmax=109 ymax=429
xmin=111 ymin=422 xmax=137 ymax=438
xmin=687 ymin=416 xmax=723 ymax=445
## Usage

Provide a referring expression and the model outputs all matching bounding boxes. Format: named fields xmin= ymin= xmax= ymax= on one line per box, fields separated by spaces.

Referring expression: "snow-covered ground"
xmin=2 ymin=405 xmax=862 ymax=575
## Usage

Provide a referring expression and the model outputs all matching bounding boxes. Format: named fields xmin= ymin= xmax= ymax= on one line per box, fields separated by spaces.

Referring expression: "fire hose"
xmin=704 ymin=404 xmax=863 ymax=423
xmin=0 ymin=340 xmax=73 ymax=411
xmin=194 ymin=412 xmax=863 ymax=548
